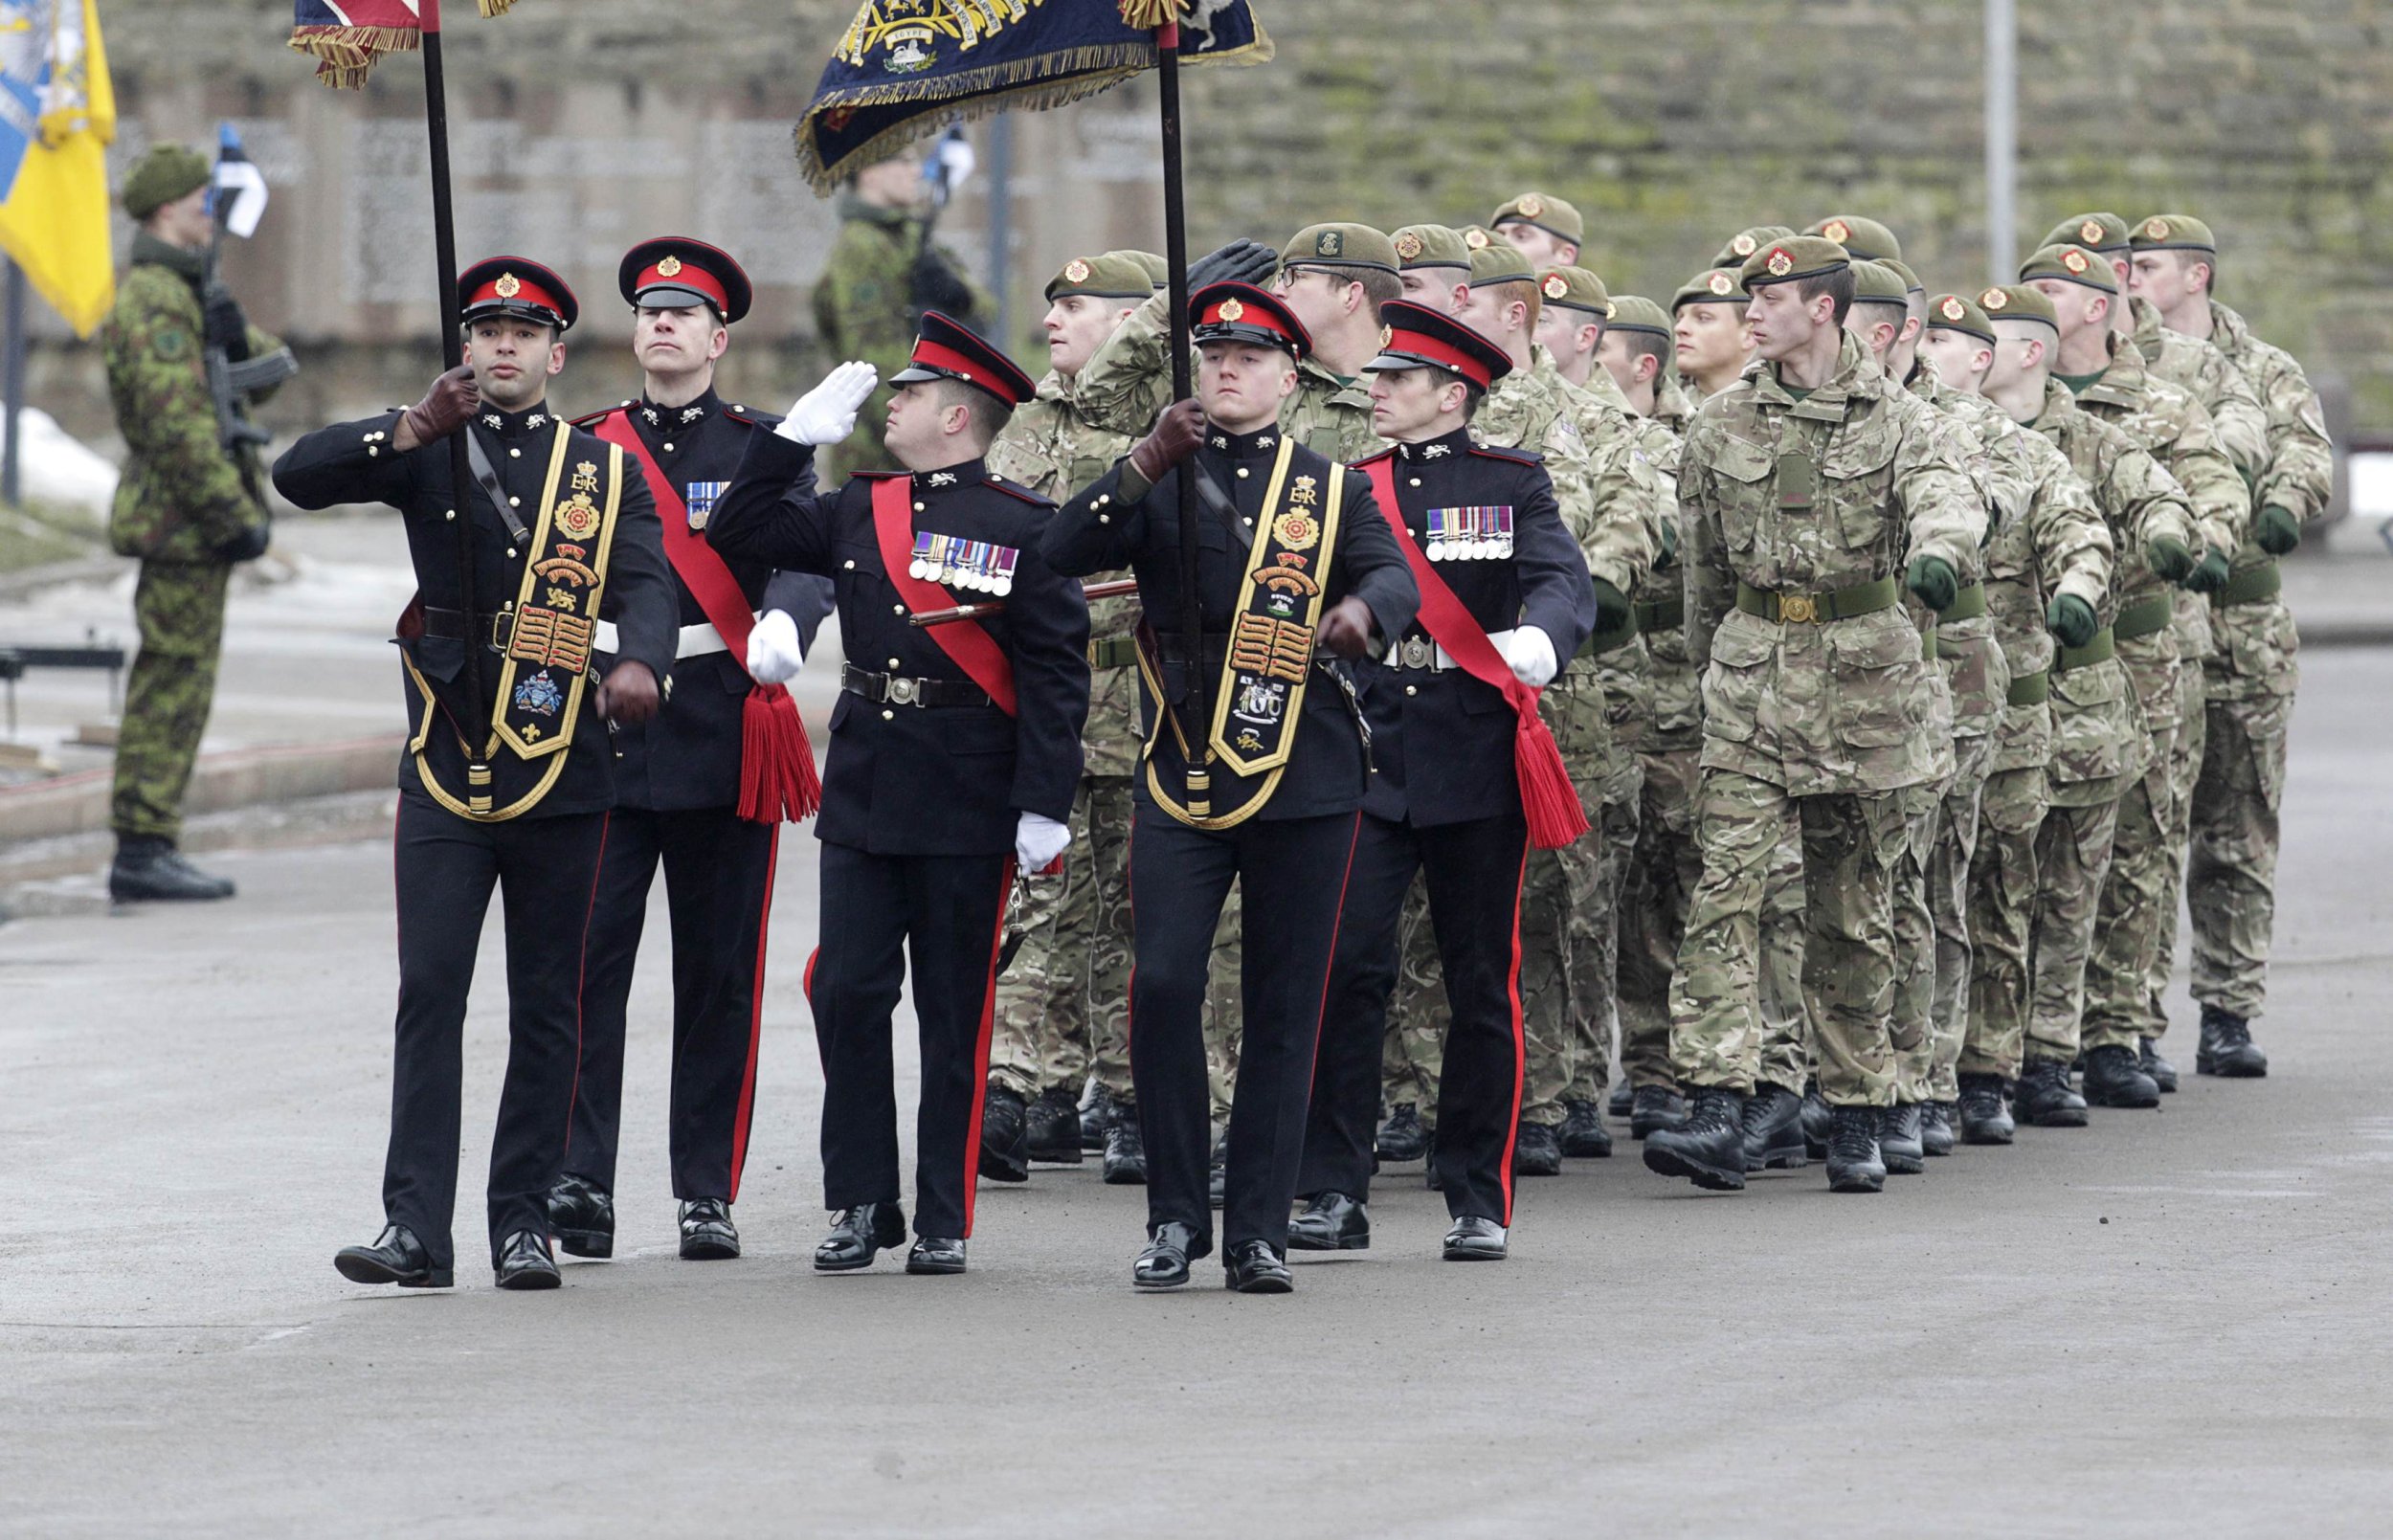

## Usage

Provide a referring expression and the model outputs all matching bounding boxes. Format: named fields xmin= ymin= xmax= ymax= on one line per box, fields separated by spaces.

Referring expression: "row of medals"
xmin=1424 ymin=506 xmax=1515 ymax=564
xmin=908 ymin=533 xmax=1018 ymax=595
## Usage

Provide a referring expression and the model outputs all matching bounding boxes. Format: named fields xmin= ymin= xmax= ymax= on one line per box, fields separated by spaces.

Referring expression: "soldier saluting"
xmin=706 ymin=314 xmax=1090 ymax=1279
xmin=1040 ymin=282 xmax=1419 ymax=1293
xmin=273 ymin=258 xmax=678 ymax=1290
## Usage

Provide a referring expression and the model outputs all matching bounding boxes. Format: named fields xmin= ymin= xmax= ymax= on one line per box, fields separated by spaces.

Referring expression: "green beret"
xmin=1392 ymin=224 xmax=1473 ymax=272
xmin=1804 ymin=214 xmax=1903 ymax=264
xmin=1674 ymin=266 xmax=1749 ymax=309
xmin=1713 ymin=225 xmax=1796 ymax=269
xmin=1979 ymin=283 xmax=2058 ymax=328
xmin=1926 ymin=292 xmax=1998 ymax=346
xmin=1045 ymin=252 xmax=1154 ymax=302
xmin=1107 ymin=249 xmax=1170 ymax=289
xmin=2045 ymin=212 xmax=2131 ymax=256
xmin=121 ymin=145 xmax=212 ymax=220
xmin=2132 ymin=213 xmax=2216 ymax=255
xmin=1536 ymin=264 xmax=1609 ymax=315
xmin=2019 ymin=242 xmax=2117 ymax=294
xmin=1605 ymin=295 xmax=1672 ymax=340
xmin=1490 ymin=190 xmax=1584 ymax=244
xmin=1281 ymin=222 xmax=1399 ymax=276
xmin=1467 ymin=241 xmax=1536 ymax=288
xmin=1741 ymin=235 xmax=1848 ymax=287
xmin=1848 ymin=259 xmax=1910 ymax=308
xmin=1880 ymin=257 xmax=1925 ymax=296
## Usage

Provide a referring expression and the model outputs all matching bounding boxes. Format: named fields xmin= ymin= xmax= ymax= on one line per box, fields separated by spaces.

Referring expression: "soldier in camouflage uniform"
xmin=101 ymin=145 xmax=289 ymax=904
xmin=1642 ymin=236 xmax=1983 ymax=1196
xmin=2129 ymin=213 xmax=2335 ymax=1078
xmin=2024 ymin=242 xmax=2245 ymax=1110
xmin=980 ymin=254 xmax=1151 ymax=1181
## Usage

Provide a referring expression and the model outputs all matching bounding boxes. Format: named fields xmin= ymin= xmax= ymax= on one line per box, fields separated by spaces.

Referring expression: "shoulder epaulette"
xmin=987 ymin=477 xmax=1058 ymax=509
xmin=570 ymin=404 xmax=628 ymax=431
xmin=723 ymin=405 xmax=784 ymax=429
xmin=853 ymin=468 xmax=908 ymax=480
xmin=1469 ymin=443 xmax=1545 ymax=466
xmin=1350 ymin=446 xmax=1398 ymax=468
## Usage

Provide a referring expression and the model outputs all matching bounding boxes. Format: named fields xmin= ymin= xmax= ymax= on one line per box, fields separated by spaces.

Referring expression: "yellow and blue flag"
xmin=0 ymin=0 xmax=114 ymax=337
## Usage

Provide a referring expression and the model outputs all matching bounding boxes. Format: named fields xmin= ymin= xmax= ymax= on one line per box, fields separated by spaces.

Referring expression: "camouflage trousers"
xmin=2024 ymin=789 xmax=2126 ymax=1065
xmin=1959 ymin=764 xmax=2052 ymax=1082
xmin=1751 ymin=830 xmax=1816 ymax=1097
xmin=2141 ymin=611 xmax=2212 ymax=1041
xmin=1380 ymin=875 xmax=1442 ymax=1119
xmin=1900 ymin=731 xmax=1994 ymax=1104
xmin=1203 ymin=882 xmax=1244 ymax=1125
xmin=2189 ymin=688 xmax=2293 ymax=1019
xmin=1616 ymin=747 xmax=1703 ymax=1091
xmin=110 ymin=560 xmax=232 ymax=842
xmin=988 ymin=775 xmax=1135 ymax=1101
xmin=2080 ymin=716 xmax=2181 ymax=1055
xmin=1669 ymin=769 xmax=1910 ymax=1106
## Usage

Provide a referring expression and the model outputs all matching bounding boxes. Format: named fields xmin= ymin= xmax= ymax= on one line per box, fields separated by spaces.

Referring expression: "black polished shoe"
xmin=1879 ymin=1103 xmax=1926 ymax=1175
xmin=1957 ymin=1073 xmax=2015 ymax=1145
xmin=1739 ymin=1082 xmax=1807 ymax=1172
xmin=1375 ymin=1102 xmax=1428 ymax=1163
xmin=2197 ymin=1004 xmax=2269 ymax=1078
xmin=2015 ymin=1057 xmax=2090 ymax=1127
xmin=333 ymin=1224 xmax=450 ymax=1289
xmin=1133 ymin=1220 xmax=1208 ymax=1289
xmin=979 ymin=1084 xmax=1031 ymax=1182
xmin=678 ymin=1197 xmax=739 ymax=1261
xmin=1608 ymin=1079 xmax=1635 ymax=1119
xmin=1559 ymin=1098 xmax=1614 ymax=1158
xmin=1824 ymin=1105 xmax=1887 ymax=1194
xmin=1080 ymin=1083 xmax=1119 ymax=1151
xmin=1800 ymin=1080 xmax=1833 ymax=1160
xmin=906 ymin=1236 xmax=967 ymax=1275
xmin=494 ymin=1229 xmax=561 ymax=1289
xmin=1286 ymin=1192 xmax=1371 ymax=1252
xmin=1628 ymin=1083 xmax=1688 ymax=1140
xmin=1442 ymin=1216 xmax=1508 ymax=1261
xmin=1222 ymin=1239 xmax=1293 ymax=1294
xmin=1643 ymin=1086 xmax=1748 ymax=1191
xmin=1919 ymin=1101 xmax=1957 ymax=1158
xmin=815 ymin=1202 xmax=907 ymax=1272
xmin=547 ymin=1173 xmax=615 ymax=1260
xmin=2083 ymin=1043 xmax=2161 ymax=1108
xmin=1102 ymin=1114 xmax=1149 ymax=1185
xmin=2139 ymin=1037 xmax=2179 ymax=1094
xmin=1209 ymin=1132 xmax=1229 ymax=1210
xmin=1027 ymin=1083 xmax=1085 ymax=1164
xmin=108 ymin=837 xmax=235 ymax=903
xmin=1513 ymin=1121 xmax=1564 ymax=1176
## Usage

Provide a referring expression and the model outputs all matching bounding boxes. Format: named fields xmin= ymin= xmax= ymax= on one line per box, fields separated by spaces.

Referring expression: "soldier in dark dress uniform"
xmin=706 ymin=314 xmax=1090 ymax=1278
xmin=272 ymin=257 xmax=678 ymax=1290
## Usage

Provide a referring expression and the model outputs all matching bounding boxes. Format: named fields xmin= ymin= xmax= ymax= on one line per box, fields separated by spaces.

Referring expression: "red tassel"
xmin=1514 ymin=709 xmax=1590 ymax=850
xmin=738 ymin=684 xmax=822 ymax=825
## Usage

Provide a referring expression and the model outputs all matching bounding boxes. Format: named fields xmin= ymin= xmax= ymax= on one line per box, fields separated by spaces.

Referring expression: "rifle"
xmin=199 ymin=234 xmax=298 ymax=470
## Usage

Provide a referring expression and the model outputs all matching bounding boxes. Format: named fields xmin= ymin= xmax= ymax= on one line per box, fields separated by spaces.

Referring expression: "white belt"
xmin=1385 ymin=628 xmax=1514 ymax=672
xmin=593 ymin=616 xmax=743 ymax=659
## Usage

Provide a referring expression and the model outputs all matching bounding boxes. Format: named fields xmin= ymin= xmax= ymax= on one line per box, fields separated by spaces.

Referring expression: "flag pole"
xmin=419 ymin=0 xmax=489 ymax=755
xmin=1155 ymin=18 xmax=1208 ymax=812
xmin=2 ymin=258 xmax=24 ymax=507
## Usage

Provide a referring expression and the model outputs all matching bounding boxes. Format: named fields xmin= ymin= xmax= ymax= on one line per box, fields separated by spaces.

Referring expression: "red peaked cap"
xmin=619 ymin=236 xmax=753 ymax=325
xmin=889 ymin=309 xmax=1036 ymax=407
xmin=459 ymin=256 xmax=578 ymax=331
xmin=1189 ymin=280 xmax=1311 ymax=359
xmin=1365 ymin=299 xmax=1514 ymax=391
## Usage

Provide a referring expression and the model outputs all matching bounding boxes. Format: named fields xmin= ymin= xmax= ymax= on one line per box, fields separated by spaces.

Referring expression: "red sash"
xmin=1361 ymin=457 xmax=1588 ymax=849
xmin=868 ymin=474 xmax=1018 ymax=716
xmin=592 ymin=410 xmax=818 ymax=823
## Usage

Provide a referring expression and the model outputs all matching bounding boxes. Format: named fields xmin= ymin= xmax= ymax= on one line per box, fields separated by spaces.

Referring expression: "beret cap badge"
xmin=1542 ymin=274 xmax=1568 ymax=300
xmin=1822 ymin=219 xmax=1851 ymax=243
xmin=1766 ymin=249 xmax=1794 ymax=277
xmin=1940 ymin=296 xmax=1966 ymax=321
xmin=1979 ymin=286 xmax=2008 ymax=310
xmin=2080 ymin=219 xmax=2106 ymax=244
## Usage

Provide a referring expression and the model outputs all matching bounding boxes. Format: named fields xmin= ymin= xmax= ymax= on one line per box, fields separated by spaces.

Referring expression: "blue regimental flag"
xmin=795 ymin=0 xmax=1270 ymax=192
xmin=288 ymin=1 xmax=519 ymax=89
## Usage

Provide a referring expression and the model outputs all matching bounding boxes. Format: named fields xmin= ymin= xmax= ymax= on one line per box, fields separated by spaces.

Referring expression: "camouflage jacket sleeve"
xmin=2153 ymin=386 xmax=2249 ymax=560
xmin=1890 ymin=393 xmax=1987 ymax=584
xmin=1676 ymin=408 xmax=1737 ymax=675
xmin=2019 ymin=432 xmax=2113 ymax=612
xmin=1067 ymin=291 xmax=1175 ymax=440
xmin=2245 ymin=339 xmax=2335 ymax=528
xmin=1578 ymin=420 xmax=1666 ymax=596
xmin=2194 ymin=345 xmax=2270 ymax=494
xmin=2104 ymin=436 xmax=2197 ymax=583
xmin=102 ymin=265 xmax=259 ymax=553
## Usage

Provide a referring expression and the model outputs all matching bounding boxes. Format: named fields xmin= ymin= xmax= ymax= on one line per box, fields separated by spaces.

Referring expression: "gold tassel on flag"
xmin=1117 ymin=0 xmax=1184 ymax=25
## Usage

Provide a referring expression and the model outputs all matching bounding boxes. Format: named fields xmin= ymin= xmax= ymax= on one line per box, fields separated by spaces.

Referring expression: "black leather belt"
xmin=840 ymin=662 xmax=991 ymax=708
xmin=416 ymin=605 xmax=506 ymax=652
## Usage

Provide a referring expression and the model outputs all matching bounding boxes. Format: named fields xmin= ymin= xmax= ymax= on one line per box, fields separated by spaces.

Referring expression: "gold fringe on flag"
xmin=286 ymin=26 xmax=421 ymax=90
xmin=478 ymin=0 xmax=518 ymax=15
xmin=1116 ymin=0 xmax=1184 ymax=27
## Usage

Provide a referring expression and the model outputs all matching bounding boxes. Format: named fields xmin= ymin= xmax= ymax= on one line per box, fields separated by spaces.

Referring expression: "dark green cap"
xmin=1979 ymin=283 xmax=2059 ymax=329
xmin=1741 ymin=235 xmax=1848 ymax=288
xmin=1880 ymin=257 xmax=1925 ymax=297
xmin=1490 ymin=191 xmax=1584 ymax=245
xmin=2131 ymin=213 xmax=2216 ymax=255
xmin=1848 ymin=259 xmax=1910 ymax=308
xmin=2019 ymin=242 xmax=2118 ymax=295
xmin=122 ymin=145 xmax=212 ymax=220
xmin=1713 ymin=225 xmax=1796 ymax=269
xmin=1674 ymin=266 xmax=1748 ymax=309
xmin=1604 ymin=295 xmax=1672 ymax=340
xmin=1536 ymin=264 xmax=1609 ymax=316
xmin=1107 ymin=249 xmax=1169 ymax=289
xmin=2046 ymin=212 xmax=2131 ymax=257
xmin=1926 ymin=292 xmax=1998 ymax=346
xmin=1044 ymin=252 xmax=1154 ymax=302
xmin=1804 ymin=214 xmax=1902 ymax=264
xmin=1392 ymin=224 xmax=1473 ymax=273
xmin=1467 ymin=242 xmax=1536 ymax=288
xmin=1281 ymin=222 xmax=1399 ymax=276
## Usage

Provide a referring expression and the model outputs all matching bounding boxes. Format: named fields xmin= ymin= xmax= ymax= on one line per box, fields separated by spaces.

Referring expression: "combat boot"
xmin=1080 ymin=1083 xmax=1118 ymax=1151
xmin=1512 ymin=1121 xmax=1563 ymax=1176
xmin=1026 ymin=1083 xmax=1085 ymax=1164
xmin=2139 ymin=1037 xmax=2179 ymax=1094
xmin=1208 ymin=1131 xmax=1229 ymax=1209
xmin=1800 ymin=1080 xmax=1833 ymax=1160
xmin=1918 ymin=1100 xmax=1957 ymax=1157
xmin=1608 ymin=1080 xmax=1634 ymax=1119
xmin=1641 ymin=1086 xmax=1747 ymax=1191
xmin=1739 ymin=1083 xmax=1806 ymax=1172
xmin=1375 ymin=1103 xmax=1429 ymax=1163
xmin=1558 ymin=1098 xmax=1613 ymax=1158
xmin=1627 ymin=1083 xmax=1687 ymax=1140
xmin=1879 ymin=1104 xmax=1925 ymax=1175
xmin=1825 ymin=1105 xmax=1886 ymax=1194
xmin=108 ymin=836 xmax=235 ymax=903
xmin=978 ymin=1084 xmax=1030 ymax=1181
xmin=2197 ymin=1004 xmax=2268 ymax=1078
xmin=2013 ymin=1057 xmax=2090 ymax=1127
xmin=1102 ymin=1111 xmax=1147 ymax=1185
xmin=1957 ymin=1073 xmax=2014 ymax=1145
xmin=2082 ymin=1043 xmax=2161 ymax=1108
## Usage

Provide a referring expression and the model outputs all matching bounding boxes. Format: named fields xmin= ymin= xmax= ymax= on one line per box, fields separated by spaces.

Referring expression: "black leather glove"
xmin=2046 ymin=592 xmax=2097 ymax=650
xmin=217 ymin=520 xmax=271 ymax=564
xmin=1187 ymin=238 xmax=1279 ymax=293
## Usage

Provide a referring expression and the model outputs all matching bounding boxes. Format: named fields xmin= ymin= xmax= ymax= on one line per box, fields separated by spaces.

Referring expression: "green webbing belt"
xmin=1087 ymin=636 xmax=1141 ymax=670
xmin=2212 ymin=561 xmax=2282 ymax=609
xmin=2056 ymin=626 xmax=2116 ymax=671
xmin=1634 ymin=595 xmax=1686 ymax=634
xmin=1941 ymin=582 xmax=1988 ymax=622
xmin=2113 ymin=593 xmax=2174 ymax=642
xmin=2006 ymin=669 xmax=2050 ymax=706
xmin=1733 ymin=573 xmax=1901 ymax=625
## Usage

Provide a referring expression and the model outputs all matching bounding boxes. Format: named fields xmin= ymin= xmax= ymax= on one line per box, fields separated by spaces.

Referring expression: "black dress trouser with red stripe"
xmin=810 ymin=839 xmax=1013 ymax=1241
xmin=387 ymin=792 xmax=612 ymax=1273
xmin=1301 ymin=807 xmax=1532 ymax=1224
xmin=1129 ymin=806 xmax=1362 ymax=1258
xmin=566 ymin=806 xmax=779 ymax=1204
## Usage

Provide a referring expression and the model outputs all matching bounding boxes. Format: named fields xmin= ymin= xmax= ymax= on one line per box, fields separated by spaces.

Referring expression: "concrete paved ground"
xmin=2 ymin=652 xmax=2389 ymax=1537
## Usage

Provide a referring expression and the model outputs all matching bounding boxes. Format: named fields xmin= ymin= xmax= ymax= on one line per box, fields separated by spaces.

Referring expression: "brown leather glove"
xmin=596 ymin=659 xmax=661 ymax=725
xmin=1314 ymin=596 xmax=1376 ymax=659
xmin=396 ymin=364 xmax=481 ymax=449
xmin=1129 ymin=399 xmax=1207 ymax=486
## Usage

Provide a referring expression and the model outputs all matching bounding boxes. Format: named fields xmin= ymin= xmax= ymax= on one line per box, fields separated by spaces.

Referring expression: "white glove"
xmin=1015 ymin=812 xmax=1071 ymax=874
xmin=1501 ymin=625 xmax=1558 ymax=689
xmin=745 ymin=609 xmax=804 ymax=684
xmin=778 ymin=360 xmax=880 ymax=447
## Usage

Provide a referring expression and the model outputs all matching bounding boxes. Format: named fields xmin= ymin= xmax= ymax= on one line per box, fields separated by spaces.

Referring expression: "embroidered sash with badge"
xmin=491 ymin=435 xmax=623 ymax=760
xmin=1206 ymin=437 xmax=1343 ymax=780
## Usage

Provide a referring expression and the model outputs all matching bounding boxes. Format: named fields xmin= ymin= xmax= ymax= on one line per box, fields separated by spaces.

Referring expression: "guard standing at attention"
xmin=548 ymin=238 xmax=835 ymax=1265
xmin=274 ymin=257 xmax=678 ymax=1290
xmin=706 ymin=314 xmax=1090 ymax=1279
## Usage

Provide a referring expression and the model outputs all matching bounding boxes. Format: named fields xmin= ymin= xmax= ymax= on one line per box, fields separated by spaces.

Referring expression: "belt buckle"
xmin=488 ymin=606 xmax=516 ymax=655
xmin=1779 ymin=594 xmax=1819 ymax=625
xmin=1400 ymin=636 xmax=1433 ymax=669
xmin=887 ymin=676 xmax=921 ymax=706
